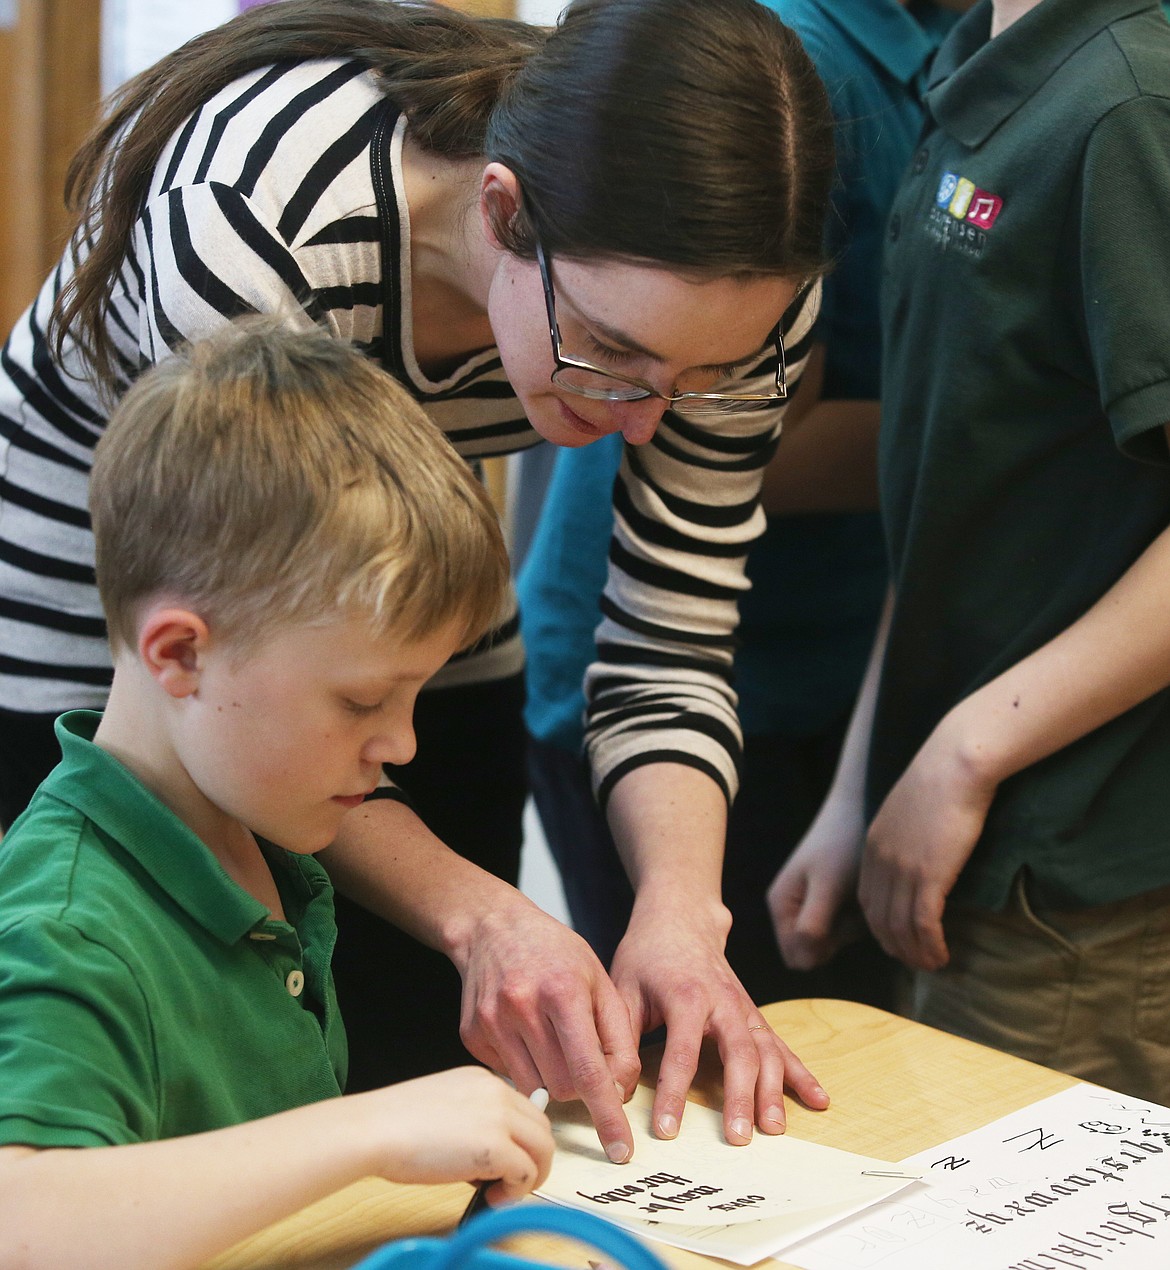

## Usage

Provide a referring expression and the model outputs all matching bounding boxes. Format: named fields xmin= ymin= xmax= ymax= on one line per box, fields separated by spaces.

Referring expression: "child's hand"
xmin=858 ymin=720 xmax=998 ymax=971
xmin=355 ymin=1067 xmax=554 ymax=1204
xmin=768 ymin=788 xmax=868 ymax=971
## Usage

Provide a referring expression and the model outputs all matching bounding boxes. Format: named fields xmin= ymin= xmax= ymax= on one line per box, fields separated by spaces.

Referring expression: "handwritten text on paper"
xmin=785 ymin=1085 xmax=1170 ymax=1270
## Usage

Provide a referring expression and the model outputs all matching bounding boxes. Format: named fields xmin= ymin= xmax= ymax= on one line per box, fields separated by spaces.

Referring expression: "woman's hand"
xmin=611 ymin=896 xmax=830 ymax=1148
xmin=452 ymin=895 xmax=641 ymax=1165
xmin=321 ymin=799 xmax=640 ymax=1163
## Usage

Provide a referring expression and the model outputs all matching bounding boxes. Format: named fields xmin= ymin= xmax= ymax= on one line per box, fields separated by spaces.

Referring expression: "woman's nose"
xmin=614 ymin=397 xmax=668 ymax=446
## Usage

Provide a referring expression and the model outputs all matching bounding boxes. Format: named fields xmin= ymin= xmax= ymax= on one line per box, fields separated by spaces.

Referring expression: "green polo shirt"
xmin=874 ymin=0 xmax=1170 ymax=910
xmin=0 ymin=711 xmax=346 ymax=1148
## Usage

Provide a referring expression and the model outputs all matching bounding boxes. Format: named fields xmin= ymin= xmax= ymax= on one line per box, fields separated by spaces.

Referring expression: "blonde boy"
xmin=0 ymin=321 xmax=552 ymax=1269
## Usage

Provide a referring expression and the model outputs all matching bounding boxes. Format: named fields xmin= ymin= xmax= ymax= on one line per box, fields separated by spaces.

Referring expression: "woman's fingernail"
xmin=606 ymin=1140 xmax=631 ymax=1164
xmin=731 ymin=1117 xmax=753 ymax=1143
xmin=657 ymin=1113 xmax=679 ymax=1139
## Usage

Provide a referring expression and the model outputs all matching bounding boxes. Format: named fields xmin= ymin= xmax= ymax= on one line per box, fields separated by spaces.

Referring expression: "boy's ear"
xmin=479 ymin=162 xmax=523 ymax=250
xmin=137 ymin=608 xmax=211 ymax=699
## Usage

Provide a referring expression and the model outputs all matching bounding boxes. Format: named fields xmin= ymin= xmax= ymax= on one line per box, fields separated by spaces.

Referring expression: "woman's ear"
xmin=138 ymin=607 xmax=211 ymax=699
xmin=479 ymin=162 xmax=524 ymax=250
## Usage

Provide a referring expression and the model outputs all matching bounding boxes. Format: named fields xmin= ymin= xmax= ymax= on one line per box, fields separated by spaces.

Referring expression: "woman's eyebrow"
xmin=702 ymin=342 xmax=772 ymax=374
xmin=555 ymin=274 xmax=666 ymax=361
xmin=588 ymin=315 xmax=664 ymax=362
xmin=577 ymin=307 xmax=772 ymax=375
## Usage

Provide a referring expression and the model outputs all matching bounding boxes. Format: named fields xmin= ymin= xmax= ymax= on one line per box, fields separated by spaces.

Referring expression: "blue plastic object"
xmin=352 ymin=1203 xmax=670 ymax=1270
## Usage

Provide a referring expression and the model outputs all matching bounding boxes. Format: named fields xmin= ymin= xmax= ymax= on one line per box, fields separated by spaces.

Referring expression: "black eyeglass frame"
xmin=534 ymin=239 xmax=788 ymax=411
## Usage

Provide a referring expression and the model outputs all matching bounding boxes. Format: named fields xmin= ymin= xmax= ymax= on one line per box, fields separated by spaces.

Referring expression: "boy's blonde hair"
xmin=91 ymin=318 xmax=509 ymax=656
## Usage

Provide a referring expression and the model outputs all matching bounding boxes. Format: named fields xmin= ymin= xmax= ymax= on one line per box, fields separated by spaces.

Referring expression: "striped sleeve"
xmin=584 ymin=281 xmax=821 ymax=805
xmin=0 ymin=267 xmax=115 ymax=710
xmin=135 ymin=185 xmax=324 ymax=360
xmin=0 ymin=62 xmax=388 ymax=713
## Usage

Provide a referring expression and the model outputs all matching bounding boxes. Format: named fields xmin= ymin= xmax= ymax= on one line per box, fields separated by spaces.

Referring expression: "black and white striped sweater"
xmin=0 ymin=59 xmax=816 ymax=803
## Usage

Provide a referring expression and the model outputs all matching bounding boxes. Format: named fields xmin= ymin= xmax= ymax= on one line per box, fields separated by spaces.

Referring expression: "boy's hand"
xmin=858 ymin=722 xmax=998 ymax=971
xmin=610 ymin=901 xmax=830 ymax=1147
xmin=360 ymin=1067 xmax=554 ymax=1203
xmin=768 ymin=790 xmax=868 ymax=971
xmin=454 ymin=900 xmax=641 ymax=1165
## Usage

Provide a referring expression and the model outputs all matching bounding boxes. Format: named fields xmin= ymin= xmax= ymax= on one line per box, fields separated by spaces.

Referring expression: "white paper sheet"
xmin=536 ymin=1085 xmax=914 ymax=1265
xmin=784 ymin=1083 xmax=1170 ymax=1270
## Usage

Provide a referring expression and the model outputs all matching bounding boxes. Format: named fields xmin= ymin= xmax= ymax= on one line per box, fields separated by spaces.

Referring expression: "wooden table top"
xmin=204 ymin=998 xmax=1077 ymax=1270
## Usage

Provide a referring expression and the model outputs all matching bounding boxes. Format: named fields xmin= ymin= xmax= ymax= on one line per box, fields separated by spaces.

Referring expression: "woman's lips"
xmin=556 ymin=397 xmax=605 ymax=439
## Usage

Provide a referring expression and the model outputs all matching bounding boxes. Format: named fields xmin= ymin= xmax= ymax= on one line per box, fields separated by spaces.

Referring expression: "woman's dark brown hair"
xmin=488 ymin=0 xmax=834 ymax=278
xmin=54 ymin=0 xmax=833 ymax=391
xmin=55 ymin=0 xmax=543 ymax=386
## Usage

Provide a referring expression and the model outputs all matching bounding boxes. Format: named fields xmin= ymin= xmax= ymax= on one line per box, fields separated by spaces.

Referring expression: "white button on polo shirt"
xmin=286 ymin=969 xmax=305 ymax=997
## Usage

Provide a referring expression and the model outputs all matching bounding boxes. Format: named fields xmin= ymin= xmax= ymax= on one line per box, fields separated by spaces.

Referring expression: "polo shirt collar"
xmin=43 ymin=711 xmax=271 ymax=946
xmin=927 ymin=0 xmax=1156 ymax=147
xmin=812 ymin=0 xmax=948 ymax=87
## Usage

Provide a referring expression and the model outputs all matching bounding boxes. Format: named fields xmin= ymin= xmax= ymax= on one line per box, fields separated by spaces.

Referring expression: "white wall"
xmin=517 ymin=0 xmax=565 ymax=24
xmin=101 ymin=0 xmax=239 ymax=95
xmin=103 ymin=2 xmax=565 ymax=99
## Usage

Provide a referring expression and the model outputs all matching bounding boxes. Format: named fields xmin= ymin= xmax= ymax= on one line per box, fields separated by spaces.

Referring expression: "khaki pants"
xmin=910 ymin=873 xmax=1170 ymax=1103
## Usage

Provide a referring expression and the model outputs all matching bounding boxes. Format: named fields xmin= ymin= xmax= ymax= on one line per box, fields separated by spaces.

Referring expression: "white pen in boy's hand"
xmin=459 ymin=1087 xmax=550 ymax=1226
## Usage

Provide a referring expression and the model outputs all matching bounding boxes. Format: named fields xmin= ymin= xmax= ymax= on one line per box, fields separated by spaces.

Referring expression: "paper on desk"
xmin=535 ymin=1084 xmax=914 ymax=1264
xmin=783 ymin=1083 xmax=1170 ymax=1270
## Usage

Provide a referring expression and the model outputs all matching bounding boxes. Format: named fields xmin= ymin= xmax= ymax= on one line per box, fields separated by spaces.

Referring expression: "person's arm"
xmin=319 ymin=798 xmax=642 ymax=1164
xmin=860 ymin=458 xmax=1170 ymax=970
xmin=0 ymin=1066 xmax=552 ymax=1270
xmin=580 ymin=284 xmax=830 ymax=1142
xmin=759 ymin=342 xmax=880 ymax=515
xmin=604 ymin=763 xmax=830 ymax=1148
xmin=767 ymin=590 xmax=892 ymax=969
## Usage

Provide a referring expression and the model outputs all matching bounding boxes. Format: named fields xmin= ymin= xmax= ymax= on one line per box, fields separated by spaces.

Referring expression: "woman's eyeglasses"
xmin=535 ymin=239 xmax=787 ymax=416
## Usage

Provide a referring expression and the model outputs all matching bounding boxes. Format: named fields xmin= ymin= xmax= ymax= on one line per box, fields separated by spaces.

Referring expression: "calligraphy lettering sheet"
xmin=536 ymin=1085 xmax=913 ymax=1264
xmin=784 ymin=1084 xmax=1170 ymax=1270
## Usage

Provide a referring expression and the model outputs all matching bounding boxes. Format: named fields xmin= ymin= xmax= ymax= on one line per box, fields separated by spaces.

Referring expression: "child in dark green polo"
xmin=773 ymin=0 xmax=1170 ymax=1100
xmin=0 ymin=321 xmax=552 ymax=1267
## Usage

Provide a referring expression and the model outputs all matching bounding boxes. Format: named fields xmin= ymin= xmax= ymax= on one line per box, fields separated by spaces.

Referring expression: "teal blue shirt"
xmin=769 ymin=0 xmax=959 ymax=396
xmin=0 ymin=711 xmax=346 ymax=1147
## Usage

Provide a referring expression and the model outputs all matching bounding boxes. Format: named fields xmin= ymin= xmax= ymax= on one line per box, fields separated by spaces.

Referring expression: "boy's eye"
xmin=343 ymin=698 xmax=382 ymax=717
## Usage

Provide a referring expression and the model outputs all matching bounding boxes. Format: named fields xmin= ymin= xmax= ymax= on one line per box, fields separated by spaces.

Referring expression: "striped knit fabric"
xmin=0 ymin=59 xmax=817 ymax=803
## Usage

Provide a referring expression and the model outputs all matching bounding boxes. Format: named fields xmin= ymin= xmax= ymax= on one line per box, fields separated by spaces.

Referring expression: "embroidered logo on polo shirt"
xmin=936 ymin=172 xmax=1003 ymax=230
